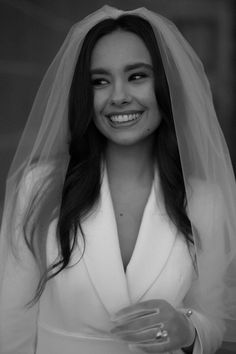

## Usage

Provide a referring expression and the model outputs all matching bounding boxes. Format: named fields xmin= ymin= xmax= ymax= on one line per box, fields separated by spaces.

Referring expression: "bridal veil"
xmin=0 ymin=5 xmax=235 ymax=350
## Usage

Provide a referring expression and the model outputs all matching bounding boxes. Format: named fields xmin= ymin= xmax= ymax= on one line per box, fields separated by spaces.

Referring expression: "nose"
xmin=110 ymin=81 xmax=131 ymax=106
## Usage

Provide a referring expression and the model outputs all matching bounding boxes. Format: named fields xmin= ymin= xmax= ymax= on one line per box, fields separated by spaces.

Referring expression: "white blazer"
xmin=0 ymin=167 xmax=223 ymax=354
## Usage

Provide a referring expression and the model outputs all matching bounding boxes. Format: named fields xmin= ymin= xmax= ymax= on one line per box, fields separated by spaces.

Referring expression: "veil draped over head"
xmin=0 ymin=5 xmax=236 ymax=350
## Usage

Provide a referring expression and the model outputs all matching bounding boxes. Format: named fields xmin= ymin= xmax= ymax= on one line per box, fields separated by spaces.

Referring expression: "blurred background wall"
xmin=0 ymin=1 xmax=235 ymax=352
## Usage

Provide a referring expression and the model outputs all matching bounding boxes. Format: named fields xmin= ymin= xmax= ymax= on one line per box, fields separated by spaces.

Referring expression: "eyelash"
xmin=130 ymin=73 xmax=148 ymax=80
xmin=91 ymin=73 xmax=148 ymax=86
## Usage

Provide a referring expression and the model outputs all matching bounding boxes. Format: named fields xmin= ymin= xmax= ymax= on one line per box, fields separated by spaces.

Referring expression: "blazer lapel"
xmin=81 ymin=165 xmax=177 ymax=314
xmin=81 ymin=168 xmax=131 ymax=316
xmin=126 ymin=170 xmax=177 ymax=303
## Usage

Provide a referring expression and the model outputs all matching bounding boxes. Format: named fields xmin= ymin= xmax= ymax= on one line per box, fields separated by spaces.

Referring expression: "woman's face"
xmin=90 ymin=30 xmax=161 ymax=146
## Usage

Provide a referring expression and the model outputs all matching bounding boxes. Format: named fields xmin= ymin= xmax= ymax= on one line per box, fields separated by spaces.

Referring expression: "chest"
xmin=110 ymin=184 xmax=151 ymax=270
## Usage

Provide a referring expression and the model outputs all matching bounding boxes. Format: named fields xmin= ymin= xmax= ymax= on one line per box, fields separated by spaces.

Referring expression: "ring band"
xmin=155 ymin=328 xmax=169 ymax=340
xmin=155 ymin=329 xmax=163 ymax=340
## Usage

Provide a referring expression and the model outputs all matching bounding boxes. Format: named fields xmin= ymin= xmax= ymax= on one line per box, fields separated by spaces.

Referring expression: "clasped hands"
xmin=110 ymin=299 xmax=196 ymax=353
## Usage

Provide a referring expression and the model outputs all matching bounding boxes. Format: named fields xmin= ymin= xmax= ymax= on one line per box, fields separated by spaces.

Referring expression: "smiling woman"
xmin=0 ymin=5 xmax=236 ymax=354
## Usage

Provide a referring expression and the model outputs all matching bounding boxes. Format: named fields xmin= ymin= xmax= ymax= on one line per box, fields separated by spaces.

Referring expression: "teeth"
xmin=109 ymin=113 xmax=141 ymax=123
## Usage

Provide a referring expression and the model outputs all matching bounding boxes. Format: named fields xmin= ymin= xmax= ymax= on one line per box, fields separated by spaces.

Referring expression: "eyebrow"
xmin=90 ymin=62 xmax=153 ymax=75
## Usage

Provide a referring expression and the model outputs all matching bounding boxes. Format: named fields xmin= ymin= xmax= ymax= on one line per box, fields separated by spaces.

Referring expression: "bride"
xmin=0 ymin=5 xmax=236 ymax=354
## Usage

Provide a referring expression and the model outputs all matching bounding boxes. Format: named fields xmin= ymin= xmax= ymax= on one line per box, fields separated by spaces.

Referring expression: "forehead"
xmin=90 ymin=30 xmax=152 ymax=70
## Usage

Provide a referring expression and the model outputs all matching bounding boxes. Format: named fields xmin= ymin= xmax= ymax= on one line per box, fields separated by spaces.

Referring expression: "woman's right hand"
xmin=110 ymin=299 xmax=196 ymax=353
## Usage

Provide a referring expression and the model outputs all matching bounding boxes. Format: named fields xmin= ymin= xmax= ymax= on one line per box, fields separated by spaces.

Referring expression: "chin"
xmin=109 ymin=134 xmax=151 ymax=147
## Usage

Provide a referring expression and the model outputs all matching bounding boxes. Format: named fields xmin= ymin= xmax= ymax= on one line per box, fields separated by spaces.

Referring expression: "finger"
xmin=112 ymin=308 xmax=160 ymax=325
xmin=129 ymin=338 xmax=172 ymax=354
xmin=111 ymin=311 xmax=162 ymax=331
xmin=111 ymin=314 xmax=164 ymax=333
xmin=111 ymin=325 xmax=164 ymax=343
xmin=112 ymin=300 xmax=160 ymax=321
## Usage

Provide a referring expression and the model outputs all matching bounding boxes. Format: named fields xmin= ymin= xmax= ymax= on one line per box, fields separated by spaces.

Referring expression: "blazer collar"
xmin=81 ymin=165 xmax=176 ymax=315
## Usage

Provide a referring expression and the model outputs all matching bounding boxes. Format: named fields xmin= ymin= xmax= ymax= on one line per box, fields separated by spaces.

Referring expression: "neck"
xmin=105 ymin=139 xmax=155 ymax=187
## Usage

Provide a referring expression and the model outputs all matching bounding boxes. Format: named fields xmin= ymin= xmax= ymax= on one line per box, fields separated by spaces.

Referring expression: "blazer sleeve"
xmin=179 ymin=305 xmax=225 ymax=354
xmin=181 ymin=180 xmax=227 ymax=354
xmin=0 ymin=167 xmax=49 ymax=354
xmin=0 ymin=241 xmax=40 ymax=354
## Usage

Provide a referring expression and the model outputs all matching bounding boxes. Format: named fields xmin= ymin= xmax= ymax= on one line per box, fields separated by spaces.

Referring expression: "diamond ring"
xmin=155 ymin=329 xmax=169 ymax=340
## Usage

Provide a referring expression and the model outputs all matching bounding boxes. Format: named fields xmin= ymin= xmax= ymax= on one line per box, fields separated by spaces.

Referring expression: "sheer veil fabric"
xmin=0 ymin=4 xmax=236 ymax=351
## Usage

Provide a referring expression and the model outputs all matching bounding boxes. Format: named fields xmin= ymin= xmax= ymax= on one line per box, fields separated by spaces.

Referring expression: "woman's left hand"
xmin=110 ymin=299 xmax=196 ymax=353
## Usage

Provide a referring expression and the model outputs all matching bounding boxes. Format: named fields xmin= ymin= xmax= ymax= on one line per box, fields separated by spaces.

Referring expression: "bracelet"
xmin=180 ymin=309 xmax=197 ymax=354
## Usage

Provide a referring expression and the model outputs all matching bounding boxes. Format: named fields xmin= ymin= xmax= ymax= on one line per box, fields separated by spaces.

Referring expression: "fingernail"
xmin=110 ymin=317 xmax=123 ymax=324
xmin=129 ymin=346 xmax=136 ymax=352
xmin=128 ymin=344 xmax=141 ymax=352
xmin=110 ymin=315 xmax=119 ymax=322
xmin=110 ymin=313 xmax=122 ymax=320
xmin=110 ymin=327 xmax=120 ymax=334
xmin=110 ymin=317 xmax=118 ymax=322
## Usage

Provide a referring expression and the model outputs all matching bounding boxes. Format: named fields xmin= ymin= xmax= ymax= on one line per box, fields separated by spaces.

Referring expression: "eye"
xmin=129 ymin=72 xmax=148 ymax=81
xmin=91 ymin=78 xmax=109 ymax=87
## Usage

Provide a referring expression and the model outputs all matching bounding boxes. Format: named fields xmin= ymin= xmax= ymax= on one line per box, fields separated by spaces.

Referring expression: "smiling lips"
xmin=106 ymin=111 xmax=144 ymax=124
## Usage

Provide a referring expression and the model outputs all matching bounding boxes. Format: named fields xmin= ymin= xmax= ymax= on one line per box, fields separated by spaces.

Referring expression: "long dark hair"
xmin=26 ymin=14 xmax=193 ymax=305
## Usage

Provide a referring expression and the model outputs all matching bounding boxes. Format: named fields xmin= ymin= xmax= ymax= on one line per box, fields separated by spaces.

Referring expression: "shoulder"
xmin=187 ymin=178 xmax=223 ymax=212
xmin=17 ymin=162 xmax=55 ymax=212
xmin=21 ymin=161 xmax=55 ymax=188
xmin=187 ymin=178 xmax=224 ymax=245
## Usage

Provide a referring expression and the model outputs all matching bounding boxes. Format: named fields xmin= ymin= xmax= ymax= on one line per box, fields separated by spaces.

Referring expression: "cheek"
xmin=145 ymin=86 xmax=160 ymax=117
xmin=93 ymin=90 xmax=109 ymax=115
xmin=135 ymin=82 xmax=156 ymax=105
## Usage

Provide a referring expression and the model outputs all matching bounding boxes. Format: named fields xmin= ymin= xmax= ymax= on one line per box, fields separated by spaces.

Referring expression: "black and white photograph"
xmin=0 ymin=1 xmax=236 ymax=353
